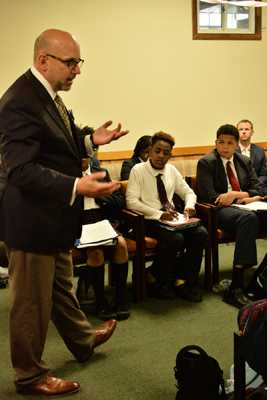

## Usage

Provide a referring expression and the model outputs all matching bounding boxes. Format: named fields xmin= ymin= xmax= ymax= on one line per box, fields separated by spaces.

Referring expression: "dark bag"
xmin=246 ymin=253 xmax=267 ymax=300
xmin=174 ymin=345 xmax=227 ymax=400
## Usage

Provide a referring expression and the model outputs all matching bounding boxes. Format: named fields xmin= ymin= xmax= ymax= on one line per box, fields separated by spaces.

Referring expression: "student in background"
xmin=121 ymin=135 xmax=151 ymax=180
xmin=236 ymin=119 xmax=267 ymax=195
xmin=197 ymin=124 xmax=267 ymax=309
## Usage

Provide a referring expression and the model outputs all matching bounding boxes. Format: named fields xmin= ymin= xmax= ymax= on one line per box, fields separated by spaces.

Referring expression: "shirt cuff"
xmin=70 ymin=178 xmax=79 ymax=206
xmin=84 ymin=135 xmax=96 ymax=158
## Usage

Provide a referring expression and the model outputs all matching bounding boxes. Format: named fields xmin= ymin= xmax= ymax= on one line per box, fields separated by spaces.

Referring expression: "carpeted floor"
xmin=0 ymin=239 xmax=266 ymax=399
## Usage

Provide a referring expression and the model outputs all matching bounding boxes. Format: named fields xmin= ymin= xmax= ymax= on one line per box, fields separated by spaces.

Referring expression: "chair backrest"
xmin=102 ymin=163 xmax=122 ymax=181
xmin=185 ymin=175 xmax=197 ymax=193
xmin=120 ymin=180 xmax=128 ymax=198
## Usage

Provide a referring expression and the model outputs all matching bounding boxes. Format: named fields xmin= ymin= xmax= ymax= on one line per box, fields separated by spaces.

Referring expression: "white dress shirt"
xmin=126 ymin=159 xmax=196 ymax=220
xmin=239 ymin=143 xmax=251 ymax=157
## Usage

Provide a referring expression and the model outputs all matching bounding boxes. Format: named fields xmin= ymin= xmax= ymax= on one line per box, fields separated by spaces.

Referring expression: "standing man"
xmin=236 ymin=119 xmax=267 ymax=195
xmin=126 ymin=131 xmax=207 ymax=302
xmin=197 ymin=124 xmax=267 ymax=309
xmin=0 ymin=29 xmax=129 ymax=397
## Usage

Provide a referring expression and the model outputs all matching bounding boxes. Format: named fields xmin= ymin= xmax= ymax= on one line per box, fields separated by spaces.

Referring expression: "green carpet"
xmin=0 ymin=240 xmax=266 ymax=399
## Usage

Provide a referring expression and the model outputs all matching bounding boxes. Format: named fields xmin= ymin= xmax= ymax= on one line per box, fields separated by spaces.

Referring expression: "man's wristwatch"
xmin=90 ymin=134 xmax=99 ymax=152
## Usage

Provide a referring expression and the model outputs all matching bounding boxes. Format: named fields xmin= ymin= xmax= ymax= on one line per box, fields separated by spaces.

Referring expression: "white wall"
xmin=1 ymin=0 xmax=267 ymax=152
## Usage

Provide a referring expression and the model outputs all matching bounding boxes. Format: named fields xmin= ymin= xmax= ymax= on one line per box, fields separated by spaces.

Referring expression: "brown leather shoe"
xmin=78 ymin=319 xmax=117 ymax=363
xmin=94 ymin=318 xmax=117 ymax=348
xmin=17 ymin=374 xmax=80 ymax=396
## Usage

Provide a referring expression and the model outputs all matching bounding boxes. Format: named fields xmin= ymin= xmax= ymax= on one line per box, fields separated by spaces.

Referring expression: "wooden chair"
xmin=185 ymin=175 xmax=214 ymax=290
xmin=119 ymin=181 xmax=147 ymax=301
xmin=120 ymin=180 xmax=164 ymax=301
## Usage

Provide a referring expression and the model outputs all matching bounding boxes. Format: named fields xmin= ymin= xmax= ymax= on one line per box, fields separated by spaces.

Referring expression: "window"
xmin=192 ymin=0 xmax=262 ymax=40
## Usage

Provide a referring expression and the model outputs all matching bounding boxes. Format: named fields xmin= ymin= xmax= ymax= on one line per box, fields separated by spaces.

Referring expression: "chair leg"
xmin=132 ymin=259 xmax=141 ymax=303
xmin=141 ymin=260 xmax=147 ymax=301
xmin=212 ymin=239 xmax=220 ymax=286
xmin=139 ymin=247 xmax=147 ymax=301
xmin=204 ymin=244 xmax=212 ymax=291
xmin=234 ymin=331 xmax=246 ymax=400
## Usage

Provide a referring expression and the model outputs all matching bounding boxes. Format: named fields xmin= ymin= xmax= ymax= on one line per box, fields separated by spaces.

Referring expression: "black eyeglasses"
xmin=46 ymin=54 xmax=84 ymax=70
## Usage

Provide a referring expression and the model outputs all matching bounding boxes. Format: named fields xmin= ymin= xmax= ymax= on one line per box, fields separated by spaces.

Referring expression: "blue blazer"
xmin=196 ymin=149 xmax=263 ymax=205
xmin=236 ymin=144 xmax=267 ymax=193
xmin=120 ymin=154 xmax=141 ymax=180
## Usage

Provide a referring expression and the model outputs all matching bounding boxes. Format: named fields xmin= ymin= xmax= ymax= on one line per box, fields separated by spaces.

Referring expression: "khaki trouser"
xmin=6 ymin=247 xmax=97 ymax=390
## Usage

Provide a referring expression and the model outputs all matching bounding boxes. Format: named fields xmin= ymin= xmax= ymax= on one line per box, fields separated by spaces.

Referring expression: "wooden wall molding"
xmin=98 ymin=142 xmax=267 ymax=164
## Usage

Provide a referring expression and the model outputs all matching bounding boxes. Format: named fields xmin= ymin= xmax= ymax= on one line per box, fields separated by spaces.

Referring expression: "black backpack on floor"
xmin=174 ymin=345 xmax=227 ymax=400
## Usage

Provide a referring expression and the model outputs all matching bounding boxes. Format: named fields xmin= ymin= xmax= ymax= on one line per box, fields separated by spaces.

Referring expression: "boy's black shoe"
xmin=223 ymin=287 xmax=251 ymax=309
xmin=0 ymin=277 xmax=8 ymax=289
xmin=147 ymin=280 xmax=175 ymax=300
xmin=114 ymin=298 xmax=131 ymax=320
xmin=174 ymin=283 xmax=203 ymax=302
xmin=96 ymin=298 xmax=117 ymax=321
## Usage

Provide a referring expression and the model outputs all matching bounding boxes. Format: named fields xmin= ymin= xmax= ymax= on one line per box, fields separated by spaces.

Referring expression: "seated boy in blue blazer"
xmin=197 ymin=124 xmax=267 ymax=309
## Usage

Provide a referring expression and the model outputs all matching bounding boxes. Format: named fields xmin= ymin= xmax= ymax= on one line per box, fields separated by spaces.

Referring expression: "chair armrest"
xmin=195 ymin=201 xmax=213 ymax=235
xmin=120 ymin=209 xmax=144 ymax=243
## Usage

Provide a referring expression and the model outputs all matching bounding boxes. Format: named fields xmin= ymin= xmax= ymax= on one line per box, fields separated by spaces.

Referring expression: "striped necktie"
xmin=226 ymin=161 xmax=240 ymax=191
xmin=156 ymin=173 xmax=176 ymax=211
xmin=54 ymin=95 xmax=73 ymax=137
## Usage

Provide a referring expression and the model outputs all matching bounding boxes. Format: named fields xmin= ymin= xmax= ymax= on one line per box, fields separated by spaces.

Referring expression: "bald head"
xmin=33 ymin=29 xmax=82 ymax=92
xmin=33 ymin=29 xmax=79 ymax=63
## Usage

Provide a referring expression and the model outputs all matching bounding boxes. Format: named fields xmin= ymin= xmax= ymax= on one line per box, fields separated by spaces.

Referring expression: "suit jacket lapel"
xmin=234 ymin=155 xmax=246 ymax=190
xmin=26 ymin=70 xmax=80 ymax=160
xmin=44 ymin=97 xmax=81 ymax=158
xmin=250 ymin=144 xmax=256 ymax=165
xmin=216 ymin=151 xmax=228 ymax=191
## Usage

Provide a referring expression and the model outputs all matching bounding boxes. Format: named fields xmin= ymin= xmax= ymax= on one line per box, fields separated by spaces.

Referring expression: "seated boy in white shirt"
xmin=126 ymin=131 xmax=207 ymax=302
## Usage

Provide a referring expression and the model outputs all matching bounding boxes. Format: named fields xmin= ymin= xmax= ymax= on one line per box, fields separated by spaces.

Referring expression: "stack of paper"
xmin=75 ymin=220 xmax=118 ymax=248
xmin=231 ymin=201 xmax=267 ymax=213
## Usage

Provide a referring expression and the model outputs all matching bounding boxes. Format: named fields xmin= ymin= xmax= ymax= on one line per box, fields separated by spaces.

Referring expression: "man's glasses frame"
xmin=46 ymin=54 xmax=84 ymax=70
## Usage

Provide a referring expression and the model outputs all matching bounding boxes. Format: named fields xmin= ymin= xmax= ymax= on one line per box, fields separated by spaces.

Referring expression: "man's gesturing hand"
xmin=93 ymin=121 xmax=129 ymax=145
xmin=76 ymin=171 xmax=120 ymax=198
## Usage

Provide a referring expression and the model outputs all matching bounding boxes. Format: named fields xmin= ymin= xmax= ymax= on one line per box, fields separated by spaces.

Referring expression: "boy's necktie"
xmin=226 ymin=161 xmax=240 ymax=191
xmin=54 ymin=95 xmax=73 ymax=137
xmin=156 ymin=173 xmax=176 ymax=211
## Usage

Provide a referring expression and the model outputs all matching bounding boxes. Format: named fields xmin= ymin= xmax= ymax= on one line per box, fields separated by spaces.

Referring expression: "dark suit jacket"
xmin=120 ymin=155 xmax=141 ymax=180
xmin=236 ymin=144 xmax=267 ymax=189
xmin=91 ymin=165 xmax=125 ymax=223
xmin=196 ymin=149 xmax=263 ymax=205
xmin=0 ymin=70 xmax=84 ymax=253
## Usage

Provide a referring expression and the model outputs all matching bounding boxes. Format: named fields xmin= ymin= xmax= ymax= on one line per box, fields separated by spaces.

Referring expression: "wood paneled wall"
xmin=98 ymin=142 xmax=267 ymax=164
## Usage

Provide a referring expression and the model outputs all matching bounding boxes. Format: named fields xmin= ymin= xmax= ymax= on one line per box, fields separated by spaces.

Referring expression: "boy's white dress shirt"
xmin=126 ymin=159 xmax=196 ymax=220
